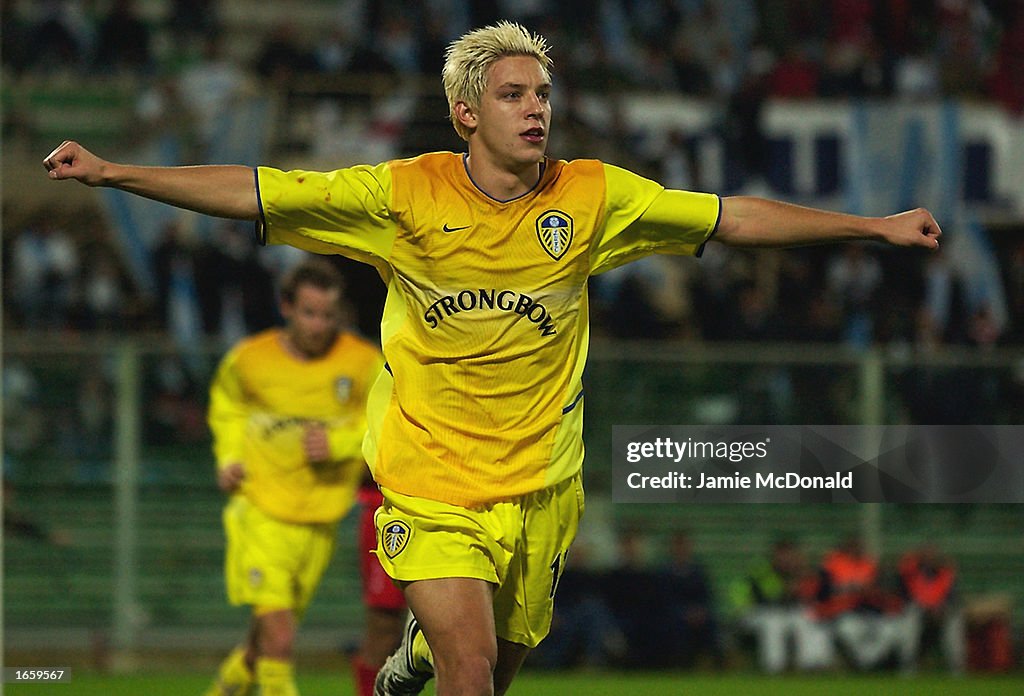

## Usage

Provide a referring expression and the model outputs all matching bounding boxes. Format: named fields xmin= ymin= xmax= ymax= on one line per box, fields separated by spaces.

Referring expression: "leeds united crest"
xmin=536 ymin=210 xmax=573 ymax=260
xmin=381 ymin=520 xmax=411 ymax=558
xmin=334 ymin=377 xmax=352 ymax=403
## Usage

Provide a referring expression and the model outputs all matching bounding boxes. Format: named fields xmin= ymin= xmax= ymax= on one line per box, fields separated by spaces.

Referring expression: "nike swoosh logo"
xmin=442 ymin=223 xmax=470 ymax=234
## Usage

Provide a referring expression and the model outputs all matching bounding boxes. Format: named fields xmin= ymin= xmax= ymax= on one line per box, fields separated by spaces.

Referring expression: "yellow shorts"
xmin=373 ymin=473 xmax=584 ymax=648
xmin=223 ymin=495 xmax=337 ymax=617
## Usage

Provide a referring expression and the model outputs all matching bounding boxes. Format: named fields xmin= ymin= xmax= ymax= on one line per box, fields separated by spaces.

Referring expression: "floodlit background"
xmin=3 ymin=0 xmax=1023 ymax=691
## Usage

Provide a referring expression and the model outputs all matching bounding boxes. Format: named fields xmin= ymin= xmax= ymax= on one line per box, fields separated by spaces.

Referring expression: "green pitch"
xmin=4 ymin=670 xmax=1022 ymax=695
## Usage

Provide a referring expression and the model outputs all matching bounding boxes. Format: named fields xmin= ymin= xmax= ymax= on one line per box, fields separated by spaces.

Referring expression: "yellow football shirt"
xmin=256 ymin=153 xmax=719 ymax=507
xmin=208 ymin=328 xmax=383 ymax=523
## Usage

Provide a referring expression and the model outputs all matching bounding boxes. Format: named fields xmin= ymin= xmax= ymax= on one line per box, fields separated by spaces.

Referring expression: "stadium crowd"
xmin=530 ymin=530 xmax=977 ymax=674
xmin=5 ymin=1 xmax=1024 ymax=347
xmin=3 ymin=1 xmax=1023 ymax=112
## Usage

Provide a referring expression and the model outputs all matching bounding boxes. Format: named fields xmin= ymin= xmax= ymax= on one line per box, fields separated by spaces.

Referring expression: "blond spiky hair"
xmin=442 ymin=21 xmax=552 ymax=141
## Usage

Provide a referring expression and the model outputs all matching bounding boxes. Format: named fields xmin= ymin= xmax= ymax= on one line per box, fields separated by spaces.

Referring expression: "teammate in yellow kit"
xmin=203 ymin=258 xmax=382 ymax=696
xmin=45 ymin=21 xmax=941 ymax=696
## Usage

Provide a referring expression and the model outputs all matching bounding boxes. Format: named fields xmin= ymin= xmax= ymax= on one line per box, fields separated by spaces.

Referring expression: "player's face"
xmin=281 ymin=284 xmax=342 ymax=359
xmin=469 ymin=55 xmax=551 ymax=169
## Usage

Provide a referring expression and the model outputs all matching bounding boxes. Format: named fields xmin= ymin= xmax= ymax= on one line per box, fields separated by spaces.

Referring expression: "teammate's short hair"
xmin=280 ymin=257 xmax=344 ymax=304
xmin=442 ymin=21 xmax=552 ymax=142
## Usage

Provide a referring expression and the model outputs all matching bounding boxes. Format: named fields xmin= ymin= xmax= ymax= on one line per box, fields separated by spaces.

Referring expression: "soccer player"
xmin=203 ymin=258 xmax=383 ymax=696
xmin=44 ymin=21 xmax=941 ymax=696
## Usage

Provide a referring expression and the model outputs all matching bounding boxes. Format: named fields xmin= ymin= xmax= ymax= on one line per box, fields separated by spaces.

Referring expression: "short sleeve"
xmin=255 ymin=162 xmax=398 ymax=265
xmin=591 ymin=163 xmax=720 ymax=275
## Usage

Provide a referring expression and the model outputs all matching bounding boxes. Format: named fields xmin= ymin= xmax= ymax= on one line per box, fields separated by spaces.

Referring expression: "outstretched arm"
xmin=715 ymin=196 xmax=941 ymax=250
xmin=43 ymin=140 xmax=260 ymax=220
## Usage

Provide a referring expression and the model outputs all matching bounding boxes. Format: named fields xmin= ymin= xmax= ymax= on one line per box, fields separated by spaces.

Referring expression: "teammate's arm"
xmin=303 ymin=423 xmax=365 ymax=463
xmin=715 ymin=196 xmax=941 ymax=250
xmin=217 ymin=463 xmax=246 ymax=493
xmin=303 ymin=349 xmax=380 ymax=465
xmin=208 ymin=352 xmax=251 ymax=493
xmin=43 ymin=140 xmax=258 ymax=220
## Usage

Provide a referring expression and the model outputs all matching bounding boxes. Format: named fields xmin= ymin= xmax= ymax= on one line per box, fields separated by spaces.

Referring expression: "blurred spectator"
xmin=593 ymin=255 xmax=694 ymax=340
xmin=634 ymin=43 xmax=680 ymax=91
xmin=72 ymin=247 xmax=133 ymax=331
xmin=547 ymin=85 xmax=604 ymax=162
xmin=151 ymin=221 xmax=193 ymax=332
xmin=815 ymin=536 xmax=906 ymax=671
xmin=669 ymin=41 xmax=712 ymax=97
xmin=59 ymin=365 xmax=116 ymax=482
xmin=934 ymin=0 xmax=994 ymax=98
xmin=167 ymin=0 xmax=220 ymax=44
xmin=134 ymin=71 xmax=197 ymax=150
xmin=775 ymin=250 xmax=835 ymax=341
xmin=603 ymin=529 xmax=675 ymax=668
xmin=731 ymin=281 xmax=781 ymax=341
xmin=721 ymin=60 xmax=771 ymax=189
xmin=819 ymin=0 xmax=884 ymax=97
xmin=8 ymin=217 xmax=80 ymax=330
xmin=920 ymin=249 xmax=963 ymax=342
xmin=588 ymin=97 xmax=648 ymax=171
xmin=662 ymin=531 xmax=725 ymax=669
xmin=93 ymin=0 xmax=153 ymax=74
xmin=255 ymin=22 xmax=319 ymax=84
xmin=874 ymin=0 xmax=925 ymax=59
xmin=5 ymin=0 xmax=1022 ymax=358
xmin=145 ymin=356 xmax=207 ymax=447
xmin=987 ymin=5 xmax=1024 ymax=115
xmin=375 ymin=16 xmax=422 ymax=76
xmin=967 ymin=303 xmax=1002 ymax=348
xmin=899 ymin=309 xmax=977 ymax=424
xmin=530 ymin=542 xmax=626 ymax=670
xmin=897 ymin=543 xmax=966 ymax=674
xmin=893 ymin=44 xmax=942 ymax=99
xmin=346 ymin=41 xmax=399 ymax=77
xmin=315 ymin=24 xmax=357 ymax=74
xmin=826 ymin=245 xmax=883 ymax=347
xmin=22 ymin=0 xmax=91 ymax=74
xmin=828 ymin=0 xmax=876 ymax=45
xmin=768 ymin=44 xmax=820 ymax=99
xmin=659 ymin=129 xmax=701 ymax=192
xmin=730 ymin=536 xmax=832 ymax=673
xmin=758 ymin=0 xmax=825 ymax=58
xmin=2 ymin=363 xmax=46 ymax=462
xmin=688 ymin=244 xmax=744 ymax=341
xmin=417 ymin=13 xmax=453 ymax=77
xmin=815 ymin=536 xmax=878 ymax=619
xmin=1 ymin=0 xmax=32 ymax=74
xmin=176 ymin=33 xmax=248 ymax=152
xmin=674 ymin=3 xmax=739 ymax=98
xmin=900 ymin=244 xmax=1004 ymax=421
xmin=192 ymin=222 xmax=278 ymax=342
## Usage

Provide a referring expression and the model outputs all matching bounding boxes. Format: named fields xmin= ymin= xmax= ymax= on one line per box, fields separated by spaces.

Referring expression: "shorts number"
xmin=549 ymin=551 xmax=567 ymax=599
